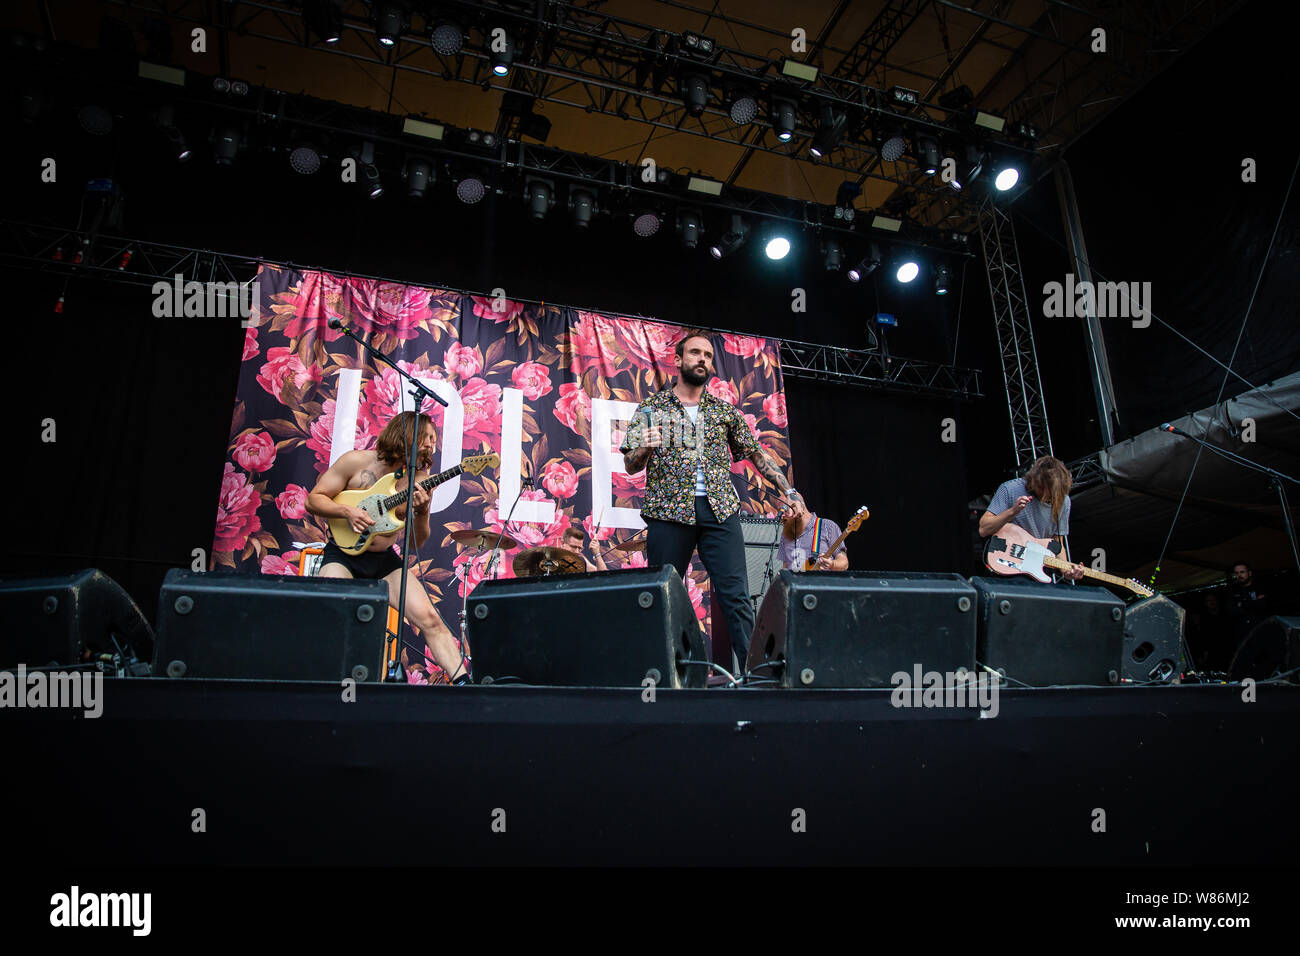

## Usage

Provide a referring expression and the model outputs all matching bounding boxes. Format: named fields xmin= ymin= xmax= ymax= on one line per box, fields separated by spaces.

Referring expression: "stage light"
xmin=677 ymin=208 xmax=703 ymax=249
xmin=430 ymin=19 xmax=463 ymax=55
xmin=364 ymin=164 xmax=383 ymax=198
xmin=809 ymin=106 xmax=845 ymax=159
xmin=770 ymin=95 xmax=797 ymax=142
xmin=290 ymin=144 xmax=321 ymax=174
xmin=780 ymin=59 xmax=818 ymax=82
xmin=962 ymin=144 xmax=984 ymax=186
xmin=632 ymin=209 xmax=662 ymax=237
xmin=78 ymin=105 xmax=113 ymax=135
xmin=935 ymin=263 xmax=951 ymax=295
xmin=888 ymin=86 xmax=920 ymax=108
xmin=373 ymin=2 xmax=406 ymax=47
xmin=994 ymin=165 xmax=1020 ymax=191
xmin=525 ymin=178 xmax=554 ymax=219
xmin=896 ymin=260 xmax=919 ymax=283
xmin=682 ymin=31 xmax=716 ymax=58
xmin=938 ymin=85 xmax=974 ymax=111
xmin=709 ymin=214 xmax=749 ymax=259
xmin=686 ymin=176 xmax=723 ymax=196
xmin=727 ymin=86 xmax=758 ymax=125
xmin=764 ymin=229 xmax=791 ymax=260
xmin=879 ymin=129 xmax=906 ymax=162
xmin=230 ymin=80 xmax=249 ymax=96
xmin=212 ymin=77 xmax=230 ymax=93
xmin=569 ymin=188 xmax=596 ymax=228
xmin=403 ymin=156 xmax=433 ymax=197
xmin=489 ymin=30 xmax=515 ymax=75
xmin=834 ymin=181 xmax=860 ymax=222
xmin=681 ymin=72 xmax=710 ymax=117
xmin=455 ymin=173 xmax=486 ymax=204
xmin=822 ymin=238 xmax=843 ymax=271
xmin=173 ymin=136 xmax=191 ymax=162
xmin=915 ymin=134 xmax=940 ymax=175
xmin=305 ymin=0 xmax=344 ymax=44
xmin=847 ymin=243 xmax=881 ymax=282
xmin=213 ymin=125 xmax=241 ymax=165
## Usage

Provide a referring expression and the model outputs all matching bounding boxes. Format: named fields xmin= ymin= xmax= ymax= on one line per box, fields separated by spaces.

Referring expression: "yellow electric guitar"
xmin=803 ymin=506 xmax=869 ymax=570
xmin=328 ymin=453 xmax=498 ymax=555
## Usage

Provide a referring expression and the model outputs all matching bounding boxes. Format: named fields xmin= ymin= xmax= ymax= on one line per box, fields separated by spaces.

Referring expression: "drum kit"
xmin=448 ymin=527 xmax=646 ymax=579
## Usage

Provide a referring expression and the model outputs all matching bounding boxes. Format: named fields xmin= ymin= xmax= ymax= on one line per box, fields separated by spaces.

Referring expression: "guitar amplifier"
xmin=0 ymin=569 xmax=154 ymax=670
xmin=739 ymin=514 xmax=782 ymax=601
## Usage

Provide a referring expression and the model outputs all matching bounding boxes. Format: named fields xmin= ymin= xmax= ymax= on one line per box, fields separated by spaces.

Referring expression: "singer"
xmin=305 ymin=411 xmax=469 ymax=683
xmin=978 ymin=455 xmax=1086 ymax=582
xmin=620 ymin=331 xmax=802 ymax=670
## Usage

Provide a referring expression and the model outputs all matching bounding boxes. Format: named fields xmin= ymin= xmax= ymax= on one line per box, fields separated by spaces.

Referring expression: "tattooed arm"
xmin=621 ymin=408 xmax=660 ymax=474
xmin=748 ymin=447 xmax=802 ymax=506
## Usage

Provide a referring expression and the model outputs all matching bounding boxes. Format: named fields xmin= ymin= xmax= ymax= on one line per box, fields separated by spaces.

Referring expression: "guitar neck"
xmin=819 ymin=529 xmax=852 ymax=559
xmin=384 ymin=465 xmax=463 ymax=509
xmin=1043 ymin=556 xmax=1134 ymax=591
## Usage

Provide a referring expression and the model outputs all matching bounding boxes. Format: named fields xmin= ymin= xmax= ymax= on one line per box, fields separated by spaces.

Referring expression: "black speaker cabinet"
xmin=971 ymin=577 xmax=1124 ymax=686
xmin=1230 ymin=615 xmax=1300 ymax=683
xmin=0 ymin=569 xmax=153 ymax=669
xmin=154 ymin=570 xmax=390 ymax=682
xmin=466 ymin=565 xmax=708 ymax=688
xmin=1122 ymin=594 xmax=1186 ymax=683
xmin=745 ymin=570 xmax=977 ymax=688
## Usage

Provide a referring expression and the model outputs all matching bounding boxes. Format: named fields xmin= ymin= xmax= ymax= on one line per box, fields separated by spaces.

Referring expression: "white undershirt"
xmin=683 ymin=404 xmax=707 ymax=496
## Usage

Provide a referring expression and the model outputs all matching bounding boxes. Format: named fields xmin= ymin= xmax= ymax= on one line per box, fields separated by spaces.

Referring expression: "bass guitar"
xmin=328 ymin=453 xmax=498 ymax=555
xmin=984 ymin=523 xmax=1152 ymax=597
xmin=803 ymin=506 xmax=869 ymax=570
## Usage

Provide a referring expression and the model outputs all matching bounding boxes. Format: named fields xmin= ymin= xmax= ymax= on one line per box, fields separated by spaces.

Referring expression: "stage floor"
xmin=4 ymin=678 xmax=1298 ymax=865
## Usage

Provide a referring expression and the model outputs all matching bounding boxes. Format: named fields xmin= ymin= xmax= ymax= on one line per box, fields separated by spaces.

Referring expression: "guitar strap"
xmin=811 ymin=516 xmax=823 ymax=557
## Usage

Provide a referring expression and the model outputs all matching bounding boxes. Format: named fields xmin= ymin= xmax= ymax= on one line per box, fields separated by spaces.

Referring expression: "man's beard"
xmin=680 ymin=364 xmax=709 ymax=387
xmin=782 ymin=511 xmax=804 ymax=540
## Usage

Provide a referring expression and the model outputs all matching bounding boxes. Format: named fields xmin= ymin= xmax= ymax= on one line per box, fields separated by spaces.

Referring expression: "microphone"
xmin=328 ymin=317 xmax=343 ymax=330
xmin=522 ymin=458 xmax=534 ymax=490
xmin=1160 ymin=422 xmax=1188 ymax=438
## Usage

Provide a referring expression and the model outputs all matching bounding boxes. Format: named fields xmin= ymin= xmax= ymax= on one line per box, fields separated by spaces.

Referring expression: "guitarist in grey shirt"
xmin=979 ymin=456 xmax=1086 ymax=582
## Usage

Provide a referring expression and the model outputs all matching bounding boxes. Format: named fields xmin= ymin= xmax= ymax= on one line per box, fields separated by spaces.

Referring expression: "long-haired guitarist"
xmin=978 ymin=455 xmax=1085 ymax=582
xmin=778 ymin=498 xmax=849 ymax=571
xmin=305 ymin=411 xmax=468 ymax=683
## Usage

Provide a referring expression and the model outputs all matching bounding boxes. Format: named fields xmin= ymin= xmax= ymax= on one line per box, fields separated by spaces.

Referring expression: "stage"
xmin=6 ymin=677 xmax=1297 ymax=866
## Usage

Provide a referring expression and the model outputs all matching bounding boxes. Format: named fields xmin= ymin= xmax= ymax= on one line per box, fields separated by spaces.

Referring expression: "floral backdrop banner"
xmin=216 ymin=264 xmax=792 ymax=679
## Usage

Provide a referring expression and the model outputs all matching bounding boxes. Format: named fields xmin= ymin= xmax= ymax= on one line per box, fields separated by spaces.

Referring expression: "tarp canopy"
xmin=1070 ymin=372 xmax=1300 ymax=591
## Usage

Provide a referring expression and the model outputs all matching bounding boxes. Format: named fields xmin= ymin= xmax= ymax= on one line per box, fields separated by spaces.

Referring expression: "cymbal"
xmin=513 ymin=546 xmax=585 ymax=577
xmin=450 ymin=528 xmax=517 ymax=551
xmin=610 ymin=537 xmax=647 ymax=553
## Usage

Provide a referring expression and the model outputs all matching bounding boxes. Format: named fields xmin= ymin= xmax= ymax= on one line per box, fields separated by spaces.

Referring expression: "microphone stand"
xmin=329 ymin=318 xmax=448 ymax=682
xmin=1163 ymin=423 xmax=1300 ymax=582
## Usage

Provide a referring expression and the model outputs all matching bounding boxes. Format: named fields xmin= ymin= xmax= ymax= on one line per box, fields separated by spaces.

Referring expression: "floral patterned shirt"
xmin=619 ymin=386 xmax=762 ymax=525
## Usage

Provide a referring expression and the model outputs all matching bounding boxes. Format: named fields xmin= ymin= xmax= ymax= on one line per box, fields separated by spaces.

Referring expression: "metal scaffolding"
xmin=977 ymin=194 xmax=1051 ymax=468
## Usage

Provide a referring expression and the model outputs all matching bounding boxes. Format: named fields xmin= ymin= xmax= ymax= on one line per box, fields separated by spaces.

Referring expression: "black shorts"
xmin=319 ymin=540 xmax=403 ymax=580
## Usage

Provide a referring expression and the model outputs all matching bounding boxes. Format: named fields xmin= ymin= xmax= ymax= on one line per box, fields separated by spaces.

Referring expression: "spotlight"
xmin=569 ymin=188 xmax=596 ymax=228
xmin=770 ymin=95 xmax=797 ymax=142
xmin=305 ymin=0 xmax=344 ymax=44
xmin=764 ymin=227 xmax=791 ymax=260
xmin=809 ymin=106 xmax=846 ymax=159
xmin=489 ymin=29 xmax=514 ymax=75
xmin=962 ymin=144 xmax=985 ymax=185
xmin=290 ymin=144 xmax=321 ymax=174
xmin=430 ymin=19 xmax=463 ymax=55
xmin=682 ymin=31 xmax=716 ymax=58
xmin=230 ymin=80 xmax=249 ymax=96
xmin=78 ymin=105 xmax=113 ymax=135
xmin=213 ymin=125 xmax=241 ymax=165
xmin=403 ymin=156 xmax=433 ymax=197
xmin=212 ymin=77 xmax=230 ymax=93
xmin=935 ymin=263 xmax=951 ymax=296
xmin=726 ymin=86 xmax=758 ymax=125
xmin=709 ymin=214 xmax=749 ymax=259
xmin=373 ymin=2 xmax=407 ymax=47
xmin=834 ymin=181 xmax=860 ymax=222
xmin=525 ymin=178 xmax=554 ymax=219
xmin=847 ymin=243 xmax=881 ymax=282
xmin=681 ymin=72 xmax=710 ymax=117
xmin=454 ymin=173 xmax=486 ymax=204
xmin=677 ymin=208 xmax=703 ymax=249
xmin=896 ymin=260 xmax=919 ymax=283
xmin=994 ymin=165 xmax=1020 ymax=191
xmin=915 ymin=134 xmax=940 ymax=175
xmin=172 ymin=134 xmax=191 ymax=162
xmin=632 ymin=209 xmax=662 ymax=238
xmin=822 ymin=238 xmax=843 ymax=271
xmin=364 ymin=163 xmax=384 ymax=198
xmin=879 ymin=129 xmax=907 ymax=162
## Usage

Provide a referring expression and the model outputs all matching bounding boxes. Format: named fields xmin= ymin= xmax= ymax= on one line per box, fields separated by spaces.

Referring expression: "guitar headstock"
xmin=1128 ymin=579 xmax=1154 ymax=598
xmin=462 ymin=453 xmax=500 ymax=477
xmin=846 ymin=505 xmax=870 ymax=532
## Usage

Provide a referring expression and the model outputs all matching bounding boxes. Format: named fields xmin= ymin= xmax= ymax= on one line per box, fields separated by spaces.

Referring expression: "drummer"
xmin=560 ymin=525 xmax=607 ymax=573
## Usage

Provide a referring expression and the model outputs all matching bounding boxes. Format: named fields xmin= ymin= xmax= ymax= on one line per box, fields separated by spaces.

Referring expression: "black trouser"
xmin=646 ymin=497 xmax=753 ymax=671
